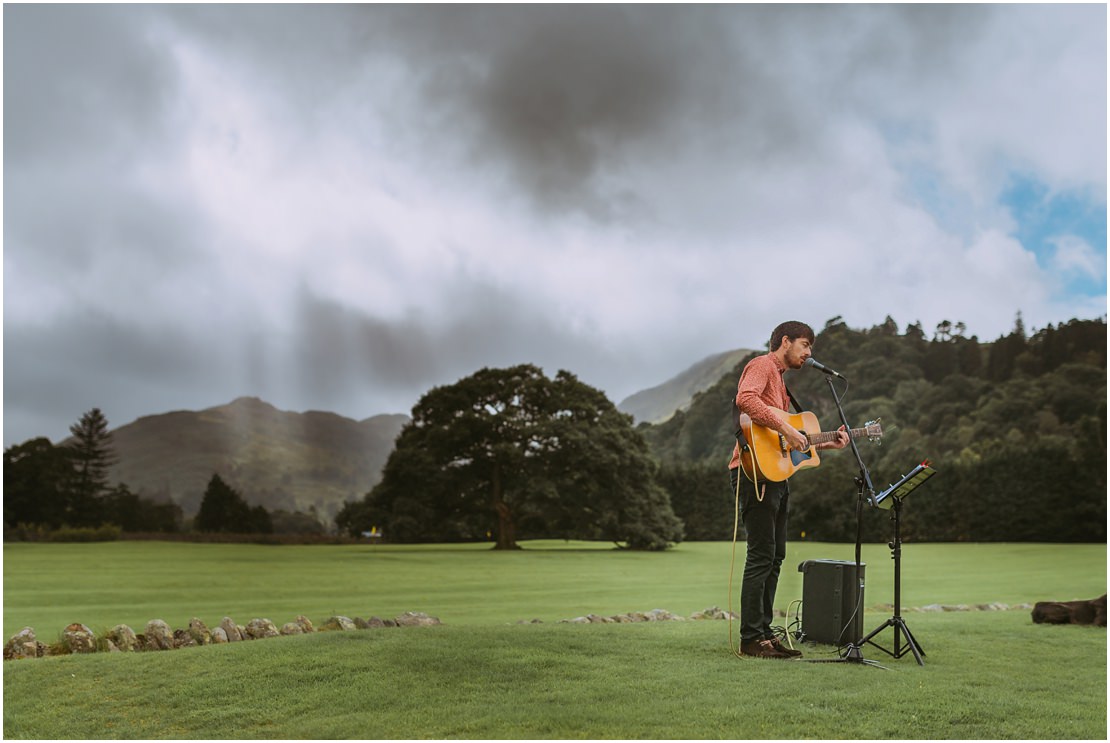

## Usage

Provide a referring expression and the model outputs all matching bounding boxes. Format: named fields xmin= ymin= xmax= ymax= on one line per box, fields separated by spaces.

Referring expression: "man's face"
xmin=782 ymin=337 xmax=813 ymax=369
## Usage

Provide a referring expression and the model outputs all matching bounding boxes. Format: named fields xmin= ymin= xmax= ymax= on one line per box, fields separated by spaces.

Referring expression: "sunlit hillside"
xmin=106 ymin=397 xmax=408 ymax=522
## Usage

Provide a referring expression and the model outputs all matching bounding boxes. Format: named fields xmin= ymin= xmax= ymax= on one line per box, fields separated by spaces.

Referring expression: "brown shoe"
xmin=770 ymin=638 xmax=803 ymax=658
xmin=740 ymin=638 xmax=789 ymax=659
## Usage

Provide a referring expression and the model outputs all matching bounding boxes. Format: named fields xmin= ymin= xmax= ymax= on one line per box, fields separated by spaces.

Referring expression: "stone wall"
xmin=3 ymin=611 xmax=441 ymax=660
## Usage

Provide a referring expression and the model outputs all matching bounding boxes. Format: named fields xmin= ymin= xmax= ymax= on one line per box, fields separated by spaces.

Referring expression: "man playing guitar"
xmin=728 ymin=321 xmax=849 ymax=659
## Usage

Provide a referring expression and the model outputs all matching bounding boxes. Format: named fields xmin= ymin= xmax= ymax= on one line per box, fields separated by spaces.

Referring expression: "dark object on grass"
xmin=1031 ymin=595 xmax=1106 ymax=626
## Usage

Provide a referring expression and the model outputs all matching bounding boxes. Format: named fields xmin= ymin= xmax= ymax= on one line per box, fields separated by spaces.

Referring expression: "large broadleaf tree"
xmin=338 ymin=364 xmax=683 ymax=550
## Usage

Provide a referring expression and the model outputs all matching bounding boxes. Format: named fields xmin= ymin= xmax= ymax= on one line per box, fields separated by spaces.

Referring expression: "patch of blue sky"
xmin=899 ymin=162 xmax=977 ymax=240
xmin=880 ymin=120 xmax=1106 ymax=301
xmin=879 ymin=118 xmax=978 ymax=240
xmin=1000 ymin=173 xmax=1106 ymax=297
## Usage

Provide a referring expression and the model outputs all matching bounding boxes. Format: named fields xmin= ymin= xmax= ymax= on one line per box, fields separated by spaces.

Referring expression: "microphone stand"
xmin=806 ymin=374 xmax=886 ymax=669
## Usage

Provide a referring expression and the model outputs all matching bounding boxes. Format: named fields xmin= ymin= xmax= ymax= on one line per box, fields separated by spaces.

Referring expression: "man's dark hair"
xmin=770 ymin=321 xmax=815 ymax=351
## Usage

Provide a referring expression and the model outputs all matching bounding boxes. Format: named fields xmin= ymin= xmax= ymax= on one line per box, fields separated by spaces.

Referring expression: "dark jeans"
xmin=730 ymin=467 xmax=790 ymax=642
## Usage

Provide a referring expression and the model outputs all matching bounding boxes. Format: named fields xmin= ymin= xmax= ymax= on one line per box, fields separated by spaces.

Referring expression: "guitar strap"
xmin=784 ymin=384 xmax=805 ymax=415
xmin=732 ymin=384 xmax=805 ymax=435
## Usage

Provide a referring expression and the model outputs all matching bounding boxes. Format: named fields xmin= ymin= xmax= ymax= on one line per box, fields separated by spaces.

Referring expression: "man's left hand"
xmin=822 ymin=425 xmax=850 ymax=450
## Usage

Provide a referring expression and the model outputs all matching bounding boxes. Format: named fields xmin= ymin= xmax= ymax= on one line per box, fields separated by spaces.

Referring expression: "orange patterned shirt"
xmin=728 ymin=353 xmax=790 ymax=470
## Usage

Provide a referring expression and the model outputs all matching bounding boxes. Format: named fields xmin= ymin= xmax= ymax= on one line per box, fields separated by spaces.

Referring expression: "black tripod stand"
xmin=861 ymin=462 xmax=936 ymax=666
xmin=804 ymin=375 xmax=886 ymax=669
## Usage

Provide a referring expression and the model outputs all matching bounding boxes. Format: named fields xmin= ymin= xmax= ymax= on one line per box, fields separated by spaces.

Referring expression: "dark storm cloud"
xmin=291 ymin=283 xmax=637 ymax=411
xmin=348 ymin=4 xmax=991 ymax=219
xmin=5 ymin=3 xmax=215 ymax=297
xmin=3 ymin=309 xmax=219 ymax=442
xmin=4 ymin=4 xmax=177 ymax=167
xmin=362 ymin=5 xmax=773 ymax=217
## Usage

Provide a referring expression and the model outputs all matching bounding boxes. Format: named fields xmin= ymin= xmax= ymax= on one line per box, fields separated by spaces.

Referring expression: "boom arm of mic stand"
xmin=825 ymin=376 xmax=877 ymax=506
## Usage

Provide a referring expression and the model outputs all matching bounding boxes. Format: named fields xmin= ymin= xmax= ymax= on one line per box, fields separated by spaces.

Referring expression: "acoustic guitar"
xmin=737 ymin=409 xmax=883 ymax=483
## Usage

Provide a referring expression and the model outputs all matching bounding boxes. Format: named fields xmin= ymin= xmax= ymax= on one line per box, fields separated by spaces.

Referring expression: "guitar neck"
xmin=807 ymin=427 xmax=869 ymax=446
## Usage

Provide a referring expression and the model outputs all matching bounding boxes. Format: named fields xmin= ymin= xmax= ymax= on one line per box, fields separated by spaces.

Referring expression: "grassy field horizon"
xmin=4 ymin=539 xmax=1105 ymax=638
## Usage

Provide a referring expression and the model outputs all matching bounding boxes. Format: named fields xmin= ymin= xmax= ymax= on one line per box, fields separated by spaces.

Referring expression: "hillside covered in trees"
xmin=5 ymin=315 xmax=1104 ymax=546
xmin=649 ymin=315 xmax=1106 ymax=543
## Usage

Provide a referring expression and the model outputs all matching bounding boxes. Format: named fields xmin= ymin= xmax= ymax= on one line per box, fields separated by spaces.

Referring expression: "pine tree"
xmin=65 ymin=408 xmax=118 ymax=526
xmin=195 ymin=474 xmax=252 ymax=533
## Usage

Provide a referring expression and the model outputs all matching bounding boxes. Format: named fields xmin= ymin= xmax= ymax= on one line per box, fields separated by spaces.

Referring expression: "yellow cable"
xmin=727 ymin=463 xmax=744 ymax=658
xmin=785 ymin=599 xmax=803 ymax=652
xmin=727 ymin=442 xmax=764 ymax=658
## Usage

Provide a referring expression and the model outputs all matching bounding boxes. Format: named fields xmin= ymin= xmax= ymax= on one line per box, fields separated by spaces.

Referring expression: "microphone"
xmin=804 ymin=357 xmax=846 ymax=379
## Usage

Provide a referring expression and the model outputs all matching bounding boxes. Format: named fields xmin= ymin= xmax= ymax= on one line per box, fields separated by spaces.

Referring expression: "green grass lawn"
xmin=5 ymin=540 xmax=1105 ymax=636
xmin=3 ymin=539 xmax=1106 ymax=739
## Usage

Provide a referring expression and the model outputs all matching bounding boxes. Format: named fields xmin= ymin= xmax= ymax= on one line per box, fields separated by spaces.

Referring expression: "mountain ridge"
xmin=106 ymin=397 xmax=408 ymax=522
xmin=103 ymin=350 xmax=750 ymax=524
xmin=617 ymin=348 xmax=755 ymax=424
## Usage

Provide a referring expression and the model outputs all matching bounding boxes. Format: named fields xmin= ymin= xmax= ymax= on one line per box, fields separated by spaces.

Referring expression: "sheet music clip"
xmin=872 ymin=460 xmax=937 ymax=510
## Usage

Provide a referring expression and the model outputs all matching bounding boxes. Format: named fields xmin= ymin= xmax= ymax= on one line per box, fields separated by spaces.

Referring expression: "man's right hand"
xmin=783 ymin=426 xmax=810 ymax=452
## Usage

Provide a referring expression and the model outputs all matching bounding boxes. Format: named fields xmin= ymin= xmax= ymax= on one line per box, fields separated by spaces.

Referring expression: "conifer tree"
xmin=65 ymin=408 xmax=117 ymax=526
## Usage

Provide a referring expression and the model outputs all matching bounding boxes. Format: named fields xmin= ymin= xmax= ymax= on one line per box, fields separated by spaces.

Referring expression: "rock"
xmin=689 ymin=606 xmax=738 ymax=621
xmin=395 ymin=611 xmax=441 ymax=627
xmin=585 ymin=614 xmax=612 ymax=624
xmin=144 ymin=620 xmax=175 ymax=651
xmin=173 ymin=629 xmax=197 ymax=649
xmin=62 ymin=623 xmax=97 ymax=654
xmin=353 ymin=617 xmax=372 ymax=629
xmin=646 ymin=609 xmax=683 ymax=622
xmin=245 ymin=618 xmax=279 ymax=639
xmin=321 ymin=616 xmax=356 ymax=631
xmin=218 ymin=617 xmax=243 ymax=642
xmin=294 ymin=615 xmax=314 ymax=633
xmin=365 ymin=617 xmax=386 ymax=628
xmin=978 ymin=602 xmax=1010 ymax=611
xmin=211 ymin=627 xmax=228 ymax=643
xmin=107 ymin=625 xmax=138 ymax=652
xmin=4 ymin=628 xmax=40 ymax=660
xmin=187 ymin=618 xmax=211 ymax=646
xmin=280 ymin=622 xmax=304 ymax=635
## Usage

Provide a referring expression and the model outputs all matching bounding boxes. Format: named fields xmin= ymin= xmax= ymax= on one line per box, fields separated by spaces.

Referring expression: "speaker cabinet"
xmin=798 ymin=559 xmax=865 ymax=646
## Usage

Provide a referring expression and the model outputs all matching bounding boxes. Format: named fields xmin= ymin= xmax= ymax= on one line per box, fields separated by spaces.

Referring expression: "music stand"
xmin=860 ymin=461 xmax=937 ymax=666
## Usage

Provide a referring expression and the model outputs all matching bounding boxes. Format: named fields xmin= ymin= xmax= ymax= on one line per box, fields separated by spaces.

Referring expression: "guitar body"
xmin=737 ymin=409 xmax=822 ymax=483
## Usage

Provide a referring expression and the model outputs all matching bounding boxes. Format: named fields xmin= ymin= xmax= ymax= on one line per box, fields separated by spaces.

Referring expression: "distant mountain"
xmin=106 ymin=397 xmax=409 ymax=523
xmin=618 ymin=348 xmax=755 ymax=424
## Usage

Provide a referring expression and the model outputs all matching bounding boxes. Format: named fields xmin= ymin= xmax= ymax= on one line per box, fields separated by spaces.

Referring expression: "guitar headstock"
xmin=865 ymin=418 xmax=883 ymax=443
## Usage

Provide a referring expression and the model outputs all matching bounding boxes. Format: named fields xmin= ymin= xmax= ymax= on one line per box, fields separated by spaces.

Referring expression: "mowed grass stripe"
xmin=4 ymin=540 xmax=1105 ymax=638
xmin=3 ymin=613 xmax=1105 ymax=739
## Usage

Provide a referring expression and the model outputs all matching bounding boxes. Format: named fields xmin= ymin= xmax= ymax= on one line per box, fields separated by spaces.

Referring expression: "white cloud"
xmin=3 ymin=4 xmax=1104 ymax=446
xmin=1049 ymin=235 xmax=1106 ymax=282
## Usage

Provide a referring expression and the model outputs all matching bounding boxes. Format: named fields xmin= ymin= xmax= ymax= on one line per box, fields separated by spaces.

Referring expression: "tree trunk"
xmin=491 ymin=463 xmax=520 ymax=550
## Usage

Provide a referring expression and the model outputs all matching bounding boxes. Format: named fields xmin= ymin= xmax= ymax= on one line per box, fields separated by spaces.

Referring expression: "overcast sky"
xmin=4 ymin=4 xmax=1106 ymax=447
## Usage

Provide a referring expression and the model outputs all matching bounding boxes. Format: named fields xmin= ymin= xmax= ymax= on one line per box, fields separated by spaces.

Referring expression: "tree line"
xmin=6 ymin=314 xmax=1105 ymax=546
xmin=645 ymin=315 xmax=1106 ymax=543
xmin=3 ymin=409 xmax=323 ymax=539
xmin=5 ymin=409 xmax=181 ymax=536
